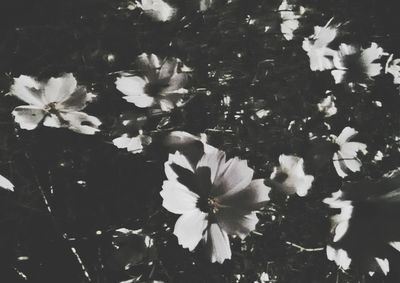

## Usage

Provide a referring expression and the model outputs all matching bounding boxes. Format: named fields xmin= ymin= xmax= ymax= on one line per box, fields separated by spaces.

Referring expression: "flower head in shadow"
xmin=115 ymin=53 xmax=191 ymax=112
xmin=160 ymin=132 xmax=271 ymax=263
xmin=324 ymin=169 xmax=400 ymax=275
xmin=10 ymin=73 xmax=101 ymax=135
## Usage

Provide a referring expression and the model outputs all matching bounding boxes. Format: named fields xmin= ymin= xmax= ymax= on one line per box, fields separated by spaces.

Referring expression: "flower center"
xmin=44 ymin=102 xmax=59 ymax=114
xmin=144 ymin=81 xmax=170 ymax=97
xmin=197 ymin=196 xmax=220 ymax=214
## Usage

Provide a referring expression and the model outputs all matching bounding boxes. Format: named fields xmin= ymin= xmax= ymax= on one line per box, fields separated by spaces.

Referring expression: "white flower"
xmin=138 ymin=0 xmax=176 ymax=22
xmin=113 ymin=133 xmax=152 ymax=154
xmin=160 ymin=132 xmax=271 ymax=263
xmin=278 ymin=0 xmax=305 ymax=41
xmin=317 ymin=95 xmax=337 ymax=117
xmin=385 ymin=54 xmax=400 ymax=84
xmin=200 ymin=0 xmax=213 ymax=11
xmin=0 ymin=174 xmax=14 ymax=191
xmin=9 ymin=74 xmax=101 ymax=135
xmin=302 ymin=20 xmax=339 ymax=71
xmin=115 ymin=53 xmax=191 ymax=112
xmin=270 ymin=154 xmax=314 ymax=197
xmin=326 ymin=246 xmax=351 ymax=270
xmin=331 ymin=43 xmax=384 ymax=84
xmin=331 ymin=127 xmax=367 ymax=178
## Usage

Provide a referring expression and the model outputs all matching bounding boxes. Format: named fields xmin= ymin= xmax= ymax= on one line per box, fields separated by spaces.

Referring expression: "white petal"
xmin=197 ymin=147 xmax=226 ymax=184
xmin=333 ymin=221 xmax=349 ymax=242
xmin=216 ymin=209 xmax=258 ymax=239
xmin=326 ymin=246 xmax=351 ymax=270
xmin=115 ymin=76 xmax=147 ymax=96
xmin=333 ymin=152 xmax=348 ymax=178
xmin=42 ymin=114 xmax=62 ymax=128
xmin=173 ymin=210 xmax=208 ymax=251
xmin=331 ymin=69 xmax=346 ymax=84
xmin=60 ymin=111 xmax=101 ymax=135
xmin=112 ymin=135 xmax=131 ymax=149
xmin=165 ymin=151 xmax=195 ymax=180
xmin=0 ymin=174 xmax=14 ymax=191
xmin=336 ymin=127 xmax=358 ymax=145
xmin=205 ymin=223 xmax=232 ymax=263
xmin=43 ymin=73 xmax=77 ymax=104
xmin=12 ymin=106 xmax=46 ymax=130
xmin=141 ymin=0 xmax=176 ymax=22
xmin=375 ymin=258 xmax=390 ymax=275
xmin=10 ymin=75 xmax=45 ymax=107
xmin=389 ymin=241 xmax=400 ymax=252
xmin=160 ymin=180 xmax=199 ymax=214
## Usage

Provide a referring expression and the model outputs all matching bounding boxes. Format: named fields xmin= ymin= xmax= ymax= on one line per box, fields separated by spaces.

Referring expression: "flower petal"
xmin=59 ymin=86 xmax=95 ymax=111
xmin=336 ymin=127 xmax=359 ymax=145
xmin=216 ymin=209 xmax=258 ymax=239
xmin=204 ymin=223 xmax=232 ymax=263
xmin=60 ymin=111 xmax=101 ymax=135
xmin=160 ymin=180 xmax=199 ymax=214
xmin=173 ymin=210 xmax=208 ymax=251
xmin=333 ymin=152 xmax=349 ymax=178
xmin=115 ymin=76 xmax=155 ymax=108
xmin=10 ymin=75 xmax=45 ymax=107
xmin=12 ymin=106 xmax=46 ymax=130
xmin=0 ymin=174 xmax=14 ymax=191
xmin=43 ymin=73 xmax=77 ymax=104
xmin=196 ymin=146 xmax=226 ymax=184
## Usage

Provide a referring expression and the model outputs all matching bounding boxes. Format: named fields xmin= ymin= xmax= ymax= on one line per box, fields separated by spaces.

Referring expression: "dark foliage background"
xmin=1 ymin=0 xmax=400 ymax=282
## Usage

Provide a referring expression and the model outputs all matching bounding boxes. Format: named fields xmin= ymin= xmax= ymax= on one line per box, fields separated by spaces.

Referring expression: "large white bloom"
xmin=160 ymin=132 xmax=271 ymax=263
xmin=302 ymin=21 xmax=338 ymax=71
xmin=270 ymin=154 xmax=314 ymax=197
xmin=10 ymin=73 xmax=101 ymax=135
xmin=0 ymin=174 xmax=14 ymax=191
xmin=115 ymin=53 xmax=191 ymax=112
xmin=331 ymin=42 xmax=384 ymax=84
xmin=332 ymin=127 xmax=367 ymax=178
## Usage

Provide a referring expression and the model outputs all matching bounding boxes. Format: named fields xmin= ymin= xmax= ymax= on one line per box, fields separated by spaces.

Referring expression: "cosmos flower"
xmin=331 ymin=127 xmax=367 ymax=178
xmin=136 ymin=0 xmax=176 ymax=22
xmin=317 ymin=94 xmax=337 ymax=117
xmin=115 ymin=53 xmax=191 ymax=112
xmin=278 ymin=0 xmax=305 ymax=41
xmin=160 ymin=132 xmax=271 ymax=263
xmin=331 ymin=42 xmax=384 ymax=84
xmin=324 ymin=168 xmax=400 ymax=275
xmin=302 ymin=20 xmax=339 ymax=71
xmin=269 ymin=154 xmax=314 ymax=197
xmin=10 ymin=73 xmax=101 ymax=135
xmin=385 ymin=54 xmax=400 ymax=84
xmin=0 ymin=174 xmax=14 ymax=191
xmin=113 ymin=132 xmax=152 ymax=154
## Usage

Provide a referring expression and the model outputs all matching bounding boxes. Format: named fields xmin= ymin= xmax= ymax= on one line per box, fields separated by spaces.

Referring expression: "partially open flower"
xmin=331 ymin=127 xmax=367 ymax=178
xmin=331 ymin=43 xmax=384 ymax=84
xmin=137 ymin=0 xmax=176 ymax=22
xmin=324 ymin=168 xmax=400 ymax=275
xmin=0 ymin=174 xmax=14 ymax=191
xmin=161 ymin=131 xmax=271 ymax=263
xmin=269 ymin=154 xmax=314 ymax=197
xmin=317 ymin=95 xmax=337 ymax=117
xmin=302 ymin=20 xmax=339 ymax=71
xmin=385 ymin=54 xmax=400 ymax=84
xmin=10 ymin=73 xmax=101 ymax=135
xmin=115 ymin=53 xmax=191 ymax=112
xmin=278 ymin=0 xmax=305 ymax=41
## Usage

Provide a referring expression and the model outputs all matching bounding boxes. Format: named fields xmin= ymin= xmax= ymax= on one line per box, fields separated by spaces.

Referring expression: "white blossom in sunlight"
xmin=317 ymin=95 xmax=337 ymax=117
xmin=385 ymin=54 xmax=400 ymax=84
xmin=115 ymin=53 xmax=191 ymax=112
xmin=331 ymin=127 xmax=367 ymax=178
xmin=270 ymin=154 xmax=314 ymax=197
xmin=0 ymin=174 xmax=14 ymax=191
xmin=137 ymin=0 xmax=176 ymax=22
xmin=160 ymin=132 xmax=271 ymax=263
xmin=331 ymin=43 xmax=384 ymax=84
xmin=10 ymin=73 xmax=101 ymax=135
xmin=302 ymin=20 xmax=339 ymax=71
xmin=278 ymin=0 xmax=305 ymax=41
xmin=113 ymin=132 xmax=152 ymax=154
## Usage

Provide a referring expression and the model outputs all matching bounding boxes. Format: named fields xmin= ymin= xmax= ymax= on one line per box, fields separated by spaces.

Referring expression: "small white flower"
xmin=302 ymin=20 xmax=339 ymax=71
xmin=115 ymin=53 xmax=191 ymax=112
xmin=317 ymin=95 xmax=337 ymax=117
xmin=326 ymin=246 xmax=352 ymax=270
xmin=113 ymin=133 xmax=152 ymax=154
xmin=270 ymin=154 xmax=314 ymax=197
xmin=278 ymin=0 xmax=305 ymax=41
xmin=385 ymin=54 xmax=400 ymax=84
xmin=331 ymin=127 xmax=367 ymax=178
xmin=0 ymin=174 xmax=14 ymax=191
xmin=137 ymin=0 xmax=176 ymax=22
xmin=10 ymin=73 xmax=101 ymax=135
xmin=331 ymin=43 xmax=384 ymax=84
xmin=161 ymin=132 xmax=271 ymax=263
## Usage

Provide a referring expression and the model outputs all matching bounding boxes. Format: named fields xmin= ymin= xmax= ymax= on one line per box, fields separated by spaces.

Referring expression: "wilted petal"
xmin=60 ymin=86 xmax=95 ymax=111
xmin=375 ymin=258 xmax=390 ymax=275
xmin=336 ymin=127 xmax=359 ymax=145
xmin=0 ymin=174 xmax=14 ymax=191
xmin=43 ymin=73 xmax=77 ymax=104
xmin=205 ymin=223 xmax=232 ymax=263
xmin=60 ymin=111 xmax=101 ymax=135
xmin=326 ymin=246 xmax=351 ymax=270
xmin=213 ymin=158 xmax=254 ymax=197
xmin=216 ymin=209 xmax=258 ymax=239
xmin=10 ymin=75 xmax=45 ymax=107
xmin=160 ymin=180 xmax=199 ymax=214
xmin=12 ymin=106 xmax=46 ymax=130
xmin=173 ymin=210 xmax=208 ymax=251
xmin=331 ymin=69 xmax=346 ymax=84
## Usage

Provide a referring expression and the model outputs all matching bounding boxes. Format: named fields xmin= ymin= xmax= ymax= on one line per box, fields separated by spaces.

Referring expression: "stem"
xmin=286 ymin=241 xmax=325 ymax=252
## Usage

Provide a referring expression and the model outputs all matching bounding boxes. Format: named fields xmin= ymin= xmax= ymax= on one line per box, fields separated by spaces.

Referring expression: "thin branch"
xmin=286 ymin=241 xmax=325 ymax=252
